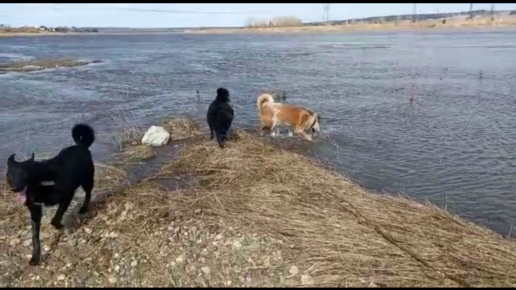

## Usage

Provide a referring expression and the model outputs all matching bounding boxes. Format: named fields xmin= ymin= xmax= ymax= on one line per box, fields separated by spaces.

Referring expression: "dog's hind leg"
xmin=51 ymin=194 xmax=73 ymax=230
xmin=28 ymin=204 xmax=43 ymax=265
xmin=215 ymin=130 xmax=225 ymax=148
xmin=209 ymin=124 xmax=214 ymax=140
xmin=79 ymin=176 xmax=94 ymax=215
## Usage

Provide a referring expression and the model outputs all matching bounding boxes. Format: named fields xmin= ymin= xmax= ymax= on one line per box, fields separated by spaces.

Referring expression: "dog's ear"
xmin=7 ymin=153 xmax=16 ymax=164
xmin=30 ymin=153 xmax=35 ymax=161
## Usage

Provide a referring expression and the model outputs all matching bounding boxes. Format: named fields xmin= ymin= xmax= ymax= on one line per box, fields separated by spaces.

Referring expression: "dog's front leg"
xmin=28 ymin=204 xmax=43 ymax=266
xmin=296 ymin=130 xmax=313 ymax=141
xmin=271 ymin=126 xmax=280 ymax=137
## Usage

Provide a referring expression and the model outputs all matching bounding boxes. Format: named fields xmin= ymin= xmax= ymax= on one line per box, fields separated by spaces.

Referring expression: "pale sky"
xmin=1 ymin=3 xmax=515 ymax=28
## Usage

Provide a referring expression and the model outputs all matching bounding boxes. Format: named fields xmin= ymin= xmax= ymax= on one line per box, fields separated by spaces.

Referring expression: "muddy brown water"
xmin=2 ymin=28 xmax=516 ymax=234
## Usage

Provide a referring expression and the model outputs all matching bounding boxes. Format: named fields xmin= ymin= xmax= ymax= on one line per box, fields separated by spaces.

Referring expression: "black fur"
xmin=6 ymin=123 xmax=96 ymax=266
xmin=207 ymin=88 xmax=234 ymax=148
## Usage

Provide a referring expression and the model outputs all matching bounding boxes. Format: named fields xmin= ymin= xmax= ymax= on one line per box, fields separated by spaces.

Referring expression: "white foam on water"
xmin=0 ymin=53 xmax=34 ymax=61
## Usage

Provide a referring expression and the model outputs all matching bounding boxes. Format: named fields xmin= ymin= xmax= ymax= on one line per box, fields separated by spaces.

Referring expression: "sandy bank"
xmin=0 ymin=58 xmax=103 ymax=74
xmin=1 ymin=117 xmax=516 ymax=287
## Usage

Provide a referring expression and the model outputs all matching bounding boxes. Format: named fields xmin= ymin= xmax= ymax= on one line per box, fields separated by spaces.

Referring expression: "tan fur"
xmin=256 ymin=93 xmax=320 ymax=141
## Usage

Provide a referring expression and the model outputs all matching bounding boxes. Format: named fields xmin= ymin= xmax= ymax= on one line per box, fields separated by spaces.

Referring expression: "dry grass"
xmin=107 ymin=110 xmax=145 ymax=151
xmin=2 ymin=126 xmax=516 ymax=287
xmin=162 ymin=115 xmax=204 ymax=141
xmin=111 ymin=145 xmax=157 ymax=167
xmin=157 ymin=129 xmax=516 ymax=287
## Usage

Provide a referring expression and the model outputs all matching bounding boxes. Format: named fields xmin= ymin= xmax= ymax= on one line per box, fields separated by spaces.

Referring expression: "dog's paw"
xmin=78 ymin=206 xmax=89 ymax=215
xmin=78 ymin=212 xmax=92 ymax=223
xmin=51 ymin=220 xmax=65 ymax=230
xmin=29 ymin=257 xmax=40 ymax=266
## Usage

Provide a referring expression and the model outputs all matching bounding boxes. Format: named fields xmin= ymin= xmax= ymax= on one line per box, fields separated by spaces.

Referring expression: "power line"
xmin=108 ymin=6 xmax=272 ymax=15
xmin=412 ymin=3 xmax=417 ymax=23
xmin=323 ymin=4 xmax=330 ymax=24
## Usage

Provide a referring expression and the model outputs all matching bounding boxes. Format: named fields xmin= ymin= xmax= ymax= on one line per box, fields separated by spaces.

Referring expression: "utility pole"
xmin=412 ymin=3 xmax=417 ymax=23
xmin=490 ymin=4 xmax=495 ymax=21
xmin=468 ymin=3 xmax=473 ymax=20
xmin=323 ymin=4 xmax=330 ymax=25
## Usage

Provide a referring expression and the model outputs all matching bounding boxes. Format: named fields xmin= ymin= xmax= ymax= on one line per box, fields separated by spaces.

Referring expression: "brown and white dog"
xmin=256 ymin=93 xmax=321 ymax=141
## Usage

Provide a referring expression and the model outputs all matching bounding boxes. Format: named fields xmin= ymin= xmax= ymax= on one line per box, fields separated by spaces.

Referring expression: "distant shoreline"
xmin=1 ymin=16 xmax=515 ymax=38
xmin=0 ymin=32 xmax=93 ymax=37
xmin=183 ymin=17 xmax=516 ymax=35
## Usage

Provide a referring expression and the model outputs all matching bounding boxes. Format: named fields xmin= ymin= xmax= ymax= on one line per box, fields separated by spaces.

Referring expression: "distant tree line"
xmin=245 ymin=16 xmax=303 ymax=28
xmin=0 ymin=24 xmax=98 ymax=33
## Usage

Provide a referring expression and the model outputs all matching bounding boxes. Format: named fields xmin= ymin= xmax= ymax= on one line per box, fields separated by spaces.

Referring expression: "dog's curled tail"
xmin=72 ymin=123 xmax=96 ymax=148
xmin=256 ymin=93 xmax=275 ymax=113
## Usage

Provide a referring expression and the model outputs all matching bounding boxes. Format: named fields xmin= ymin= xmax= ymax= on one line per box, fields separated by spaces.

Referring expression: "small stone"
xmin=194 ymin=209 xmax=201 ymax=214
xmin=57 ymin=274 xmax=66 ymax=281
xmin=232 ymin=240 xmax=242 ymax=249
xmin=23 ymin=239 xmax=32 ymax=247
xmin=201 ymin=266 xmax=210 ymax=275
xmin=108 ymin=276 xmax=117 ymax=284
xmin=10 ymin=238 xmax=21 ymax=247
xmin=68 ymin=239 xmax=77 ymax=247
xmin=130 ymin=140 xmax=139 ymax=146
xmin=215 ymin=234 xmax=223 ymax=240
xmin=175 ymin=255 xmax=184 ymax=263
xmin=131 ymin=260 xmax=138 ymax=267
xmin=114 ymin=265 xmax=120 ymax=272
xmin=289 ymin=265 xmax=299 ymax=276
xmin=84 ymin=228 xmax=92 ymax=234
xmin=301 ymin=274 xmax=314 ymax=285
xmin=109 ymin=232 xmax=119 ymax=238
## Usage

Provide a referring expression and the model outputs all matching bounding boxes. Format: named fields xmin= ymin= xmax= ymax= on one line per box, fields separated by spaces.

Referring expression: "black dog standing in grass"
xmin=207 ymin=87 xmax=234 ymax=148
xmin=6 ymin=123 xmax=96 ymax=266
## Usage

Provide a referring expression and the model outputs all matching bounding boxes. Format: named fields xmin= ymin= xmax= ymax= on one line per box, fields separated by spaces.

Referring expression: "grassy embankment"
xmin=1 ymin=116 xmax=516 ymax=287
xmin=184 ymin=15 xmax=516 ymax=34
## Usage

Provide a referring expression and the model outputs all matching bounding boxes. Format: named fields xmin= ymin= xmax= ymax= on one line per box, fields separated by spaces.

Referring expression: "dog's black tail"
xmin=72 ymin=123 xmax=95 ymax=148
